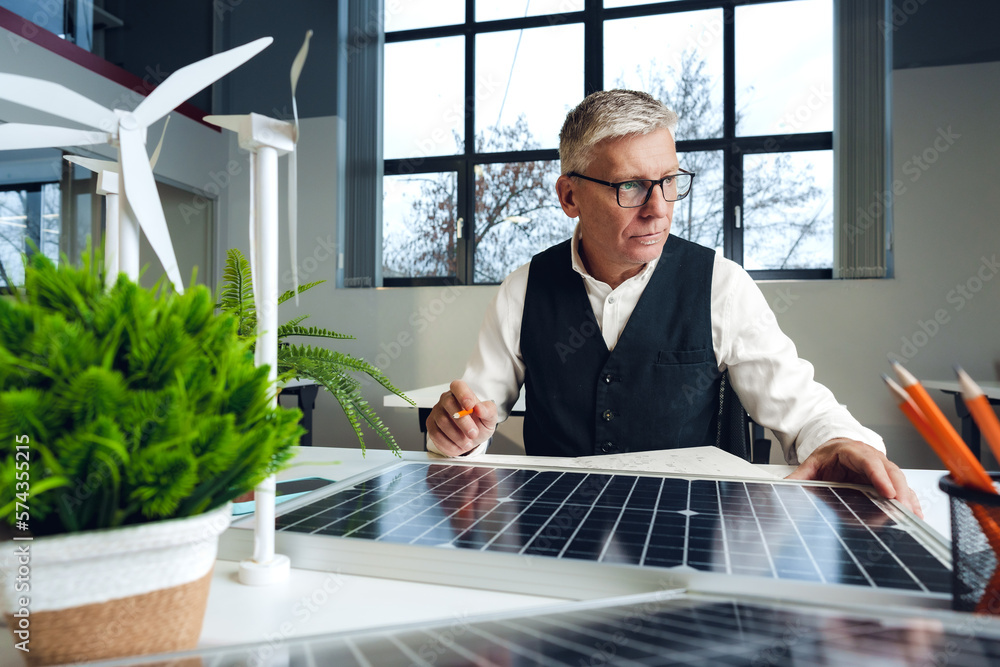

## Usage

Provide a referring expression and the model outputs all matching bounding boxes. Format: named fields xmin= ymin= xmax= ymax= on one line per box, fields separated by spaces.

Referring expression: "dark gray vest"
xmin=520 ymin=236 xmax=720 ymax=457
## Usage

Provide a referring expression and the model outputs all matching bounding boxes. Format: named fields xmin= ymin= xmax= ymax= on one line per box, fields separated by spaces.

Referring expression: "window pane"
xmin=1 ymin=0 xmax=65 ymax=36
xmin=736 ymin=0 xmax=833 ymax=136
xmin=476 ymin=0 xmax=583 ymax=22
xmin=0 ymin=190 xmax=28 ymax=287
xmin=382 ymin=173 xmax=458 ymax=279
xmin=385 ymin=0 xmax=464 ymax=32
xmin=476 ymin=24 xmax=584 ymax=152
xmin=605 ymin=10 xmax=724 ymax=140
xmin=743 ymin=151 xmax=833 ymax=270
xmin=473 ymin=160 xmax=569 ymax=284
xmin=672 ymin=150 xmax=723 ymax=252
xmin=0 ymin=183 xmax=60 ymax=288
xmin=384 ymin=37 xmax=464 ymax=160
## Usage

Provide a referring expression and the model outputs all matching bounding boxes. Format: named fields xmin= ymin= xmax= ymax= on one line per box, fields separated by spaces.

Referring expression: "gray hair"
xmin=558 ymin=89 xmax=679 ymax=175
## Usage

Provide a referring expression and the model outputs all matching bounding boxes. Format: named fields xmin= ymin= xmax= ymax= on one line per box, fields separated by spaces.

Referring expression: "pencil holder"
xmin=939 ymin=474 xmax=1000 ymax=613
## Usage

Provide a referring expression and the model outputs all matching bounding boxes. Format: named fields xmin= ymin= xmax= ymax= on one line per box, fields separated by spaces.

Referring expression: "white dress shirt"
xmin=435 ymin=224 xmax=884 ymax=464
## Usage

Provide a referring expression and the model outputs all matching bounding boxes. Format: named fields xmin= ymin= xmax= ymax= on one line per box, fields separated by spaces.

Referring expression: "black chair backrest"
xmin=714 ymin=370 xmax=770 ymax=464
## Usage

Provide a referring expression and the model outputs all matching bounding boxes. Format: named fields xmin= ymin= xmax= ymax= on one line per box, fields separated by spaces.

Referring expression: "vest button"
xmin=600 ymin=441 xmax=616 ymax=453
xmin=602 ymin=409 xmax=614 ymax=421
xmin=603 ymin=374 xmax=613 ymax=383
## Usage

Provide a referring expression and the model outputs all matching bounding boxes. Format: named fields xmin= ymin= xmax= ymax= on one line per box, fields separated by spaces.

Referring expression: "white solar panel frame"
xmin=218 ymin=459 xmax=953 ymax=610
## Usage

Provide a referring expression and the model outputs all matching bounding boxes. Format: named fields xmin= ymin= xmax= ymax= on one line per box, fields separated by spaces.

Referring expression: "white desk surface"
xmin=923 ymin=379 xmax=1000 ymax=400
xmin=0 ymin=447 xmax=954 ymax=666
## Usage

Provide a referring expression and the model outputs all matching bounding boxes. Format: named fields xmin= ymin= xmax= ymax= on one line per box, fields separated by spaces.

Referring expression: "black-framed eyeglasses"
xmin=568 ymin=169 xmax=695 ymax=208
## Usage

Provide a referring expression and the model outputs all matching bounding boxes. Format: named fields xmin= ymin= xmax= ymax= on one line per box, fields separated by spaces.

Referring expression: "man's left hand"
xmin=786 ymin=438 xmax=924 ymax=518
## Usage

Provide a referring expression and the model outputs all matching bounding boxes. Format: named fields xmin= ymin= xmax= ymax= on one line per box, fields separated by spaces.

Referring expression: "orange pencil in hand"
xmin=955 ymin=366 xmax=1000 ymax=465
xmin=452 ymin=407 xmax=474 ymax=419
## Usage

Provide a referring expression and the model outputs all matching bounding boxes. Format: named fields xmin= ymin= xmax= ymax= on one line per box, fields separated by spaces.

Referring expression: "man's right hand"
xmin=425 ymin=380 xmax=498 ymax=457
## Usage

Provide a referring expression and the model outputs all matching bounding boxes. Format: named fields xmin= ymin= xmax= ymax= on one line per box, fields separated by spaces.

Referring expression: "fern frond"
xmin=213 ymin=247 xmax=407 ymax=457
xmin=278 ymin=279 xmax=326 ymax=306
xmin=277 ymin=324 xmax=355 ymax=341
xmin=218 ymin=248 xmax=255 ymax=327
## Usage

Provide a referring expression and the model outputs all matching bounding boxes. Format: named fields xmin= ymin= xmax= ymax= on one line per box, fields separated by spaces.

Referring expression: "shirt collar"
xmin=569 ymin=221 xmax=659 ymax=285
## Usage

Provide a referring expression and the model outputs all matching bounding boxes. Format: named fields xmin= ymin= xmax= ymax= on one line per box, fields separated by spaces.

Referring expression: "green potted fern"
xmin=217 ymin=248 xmax=413 ymax=453
xmin=0 ymin=250 xmax=303 ymax=665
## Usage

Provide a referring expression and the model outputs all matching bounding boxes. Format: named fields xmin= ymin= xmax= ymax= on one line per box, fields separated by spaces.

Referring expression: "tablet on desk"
xmin=231 ymin=477 xmax=335 ymax=515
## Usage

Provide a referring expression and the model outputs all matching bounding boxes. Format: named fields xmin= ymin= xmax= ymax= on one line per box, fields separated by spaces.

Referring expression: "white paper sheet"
xmin=437 ymin=446 xmax=778 ymax=480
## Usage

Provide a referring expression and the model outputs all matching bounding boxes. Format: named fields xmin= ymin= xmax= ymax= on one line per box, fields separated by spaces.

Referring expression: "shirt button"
xmin=600 ymin=441 xmax=616 ymax=454
xmin=608 ymin=295 xmax=616 ymax=304
xmin=602 ymin=409 xmax=614 ymax=421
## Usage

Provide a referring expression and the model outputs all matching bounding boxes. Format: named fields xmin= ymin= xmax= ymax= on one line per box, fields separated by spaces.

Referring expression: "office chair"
xmin=715 ymin=370 xmax=772 ymax=464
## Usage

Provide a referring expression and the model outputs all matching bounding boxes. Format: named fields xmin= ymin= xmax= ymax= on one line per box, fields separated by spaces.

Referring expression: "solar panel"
xmin=220 ymin=461 xmax=952 ymax=607
xmin=97 ymin=592 xmax=1000 ymax=667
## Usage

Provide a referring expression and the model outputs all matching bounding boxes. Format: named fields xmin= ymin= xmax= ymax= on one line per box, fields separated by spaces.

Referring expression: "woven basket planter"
xmin=1 ymin=503 xmax=231 ymax=666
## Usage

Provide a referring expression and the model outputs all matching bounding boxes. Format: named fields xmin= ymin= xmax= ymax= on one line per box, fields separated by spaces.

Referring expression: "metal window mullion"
xmin=24 ymin=187 xmax=42 ymax=259
xmin=461 ymin=2 xmax=476 ymax=285
xmin=584 ymin=0 xmax=603 ymax=95
xmin=722 ymin=5 xmax=741 ymax=265
xmin=731 ymin=132 xmax=833 ymax=155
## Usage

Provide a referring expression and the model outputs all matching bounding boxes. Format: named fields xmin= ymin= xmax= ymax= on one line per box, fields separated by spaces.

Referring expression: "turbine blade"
xmin=0 ymin=74 xmax=118 ymax=130
xmin=0 ymin=123 xmax=108 ymax=151
xmin=118 ymin=128 xmax=185 ymax=293
xmin=201 ymin=114 xmax=245 ymax=133
xmin=65 ymin=155 xmax=118 ymax=175
xmin=148 ymin=115 xmax=171 ymax=168
xmin=132 ymin=37 xmax=273 ymax=128
xmin=288 ymin=149 xmax=299 ymax=305
xmin=290 ymin=30 xmax=313 ymax=101
xmin=289 ymin=30 xmax=312 ymax=143
xmin=286 ymin=30 xmax=311 ymax=303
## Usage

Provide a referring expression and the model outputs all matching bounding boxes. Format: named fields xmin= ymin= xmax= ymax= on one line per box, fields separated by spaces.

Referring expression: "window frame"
xmin=382 ymin=0 xmax=836 ymax=287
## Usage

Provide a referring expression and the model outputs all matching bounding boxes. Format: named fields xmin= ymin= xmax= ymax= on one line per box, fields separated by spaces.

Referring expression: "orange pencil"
xmin=955 ymin=366 xmax=1000 ymax=465
xmin=452 ymin=407 xmax=474 ymax=419
xmin=882 ymin=375 xmax=994 ymax=493
xmin=890 ymin=361 xmax=996 ymax=495
xmin=884 ymin=373 xmax=1000 ymax=611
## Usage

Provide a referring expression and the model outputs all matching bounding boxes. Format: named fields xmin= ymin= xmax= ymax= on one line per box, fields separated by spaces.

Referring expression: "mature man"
xmin=426 ymin=89 xmax=920 ymax=516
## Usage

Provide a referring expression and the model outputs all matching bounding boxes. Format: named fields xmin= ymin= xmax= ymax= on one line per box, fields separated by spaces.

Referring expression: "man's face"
xmin=556 ymin=128 xmax=678 ymax=284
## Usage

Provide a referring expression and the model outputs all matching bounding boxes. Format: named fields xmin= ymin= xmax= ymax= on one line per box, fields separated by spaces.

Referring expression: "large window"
xmin=382 ymin=0 xmax=835 ymax=285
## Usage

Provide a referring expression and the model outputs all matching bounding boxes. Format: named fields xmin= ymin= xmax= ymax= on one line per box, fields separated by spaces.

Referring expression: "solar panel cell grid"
xmin=275 ymin=462 xmax=951 ymax=595
xmin=103 ymin=593 xmax=1000 ymax=667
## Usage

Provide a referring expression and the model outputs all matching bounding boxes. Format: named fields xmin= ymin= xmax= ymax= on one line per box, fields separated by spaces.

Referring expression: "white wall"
xmin=274 ymin=61 xmax=1000 ymax=467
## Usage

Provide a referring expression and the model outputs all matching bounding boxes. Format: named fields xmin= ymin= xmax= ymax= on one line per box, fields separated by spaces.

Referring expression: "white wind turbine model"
xmin=64 ymin=117 xmax=171 ymax=284
xmin=0 ymin=37 xmax=274 ymax=293
xmin=203 ymin=30 xmax=313 ymax=586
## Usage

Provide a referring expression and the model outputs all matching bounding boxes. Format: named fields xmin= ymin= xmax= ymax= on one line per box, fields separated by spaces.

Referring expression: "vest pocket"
xmin=655 ymin=348 xmax=714 ymax=365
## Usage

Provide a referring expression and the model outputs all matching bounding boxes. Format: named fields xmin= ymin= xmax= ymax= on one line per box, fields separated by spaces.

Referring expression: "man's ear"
xmin=556 ymin=174 xmax=581 ymax=218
